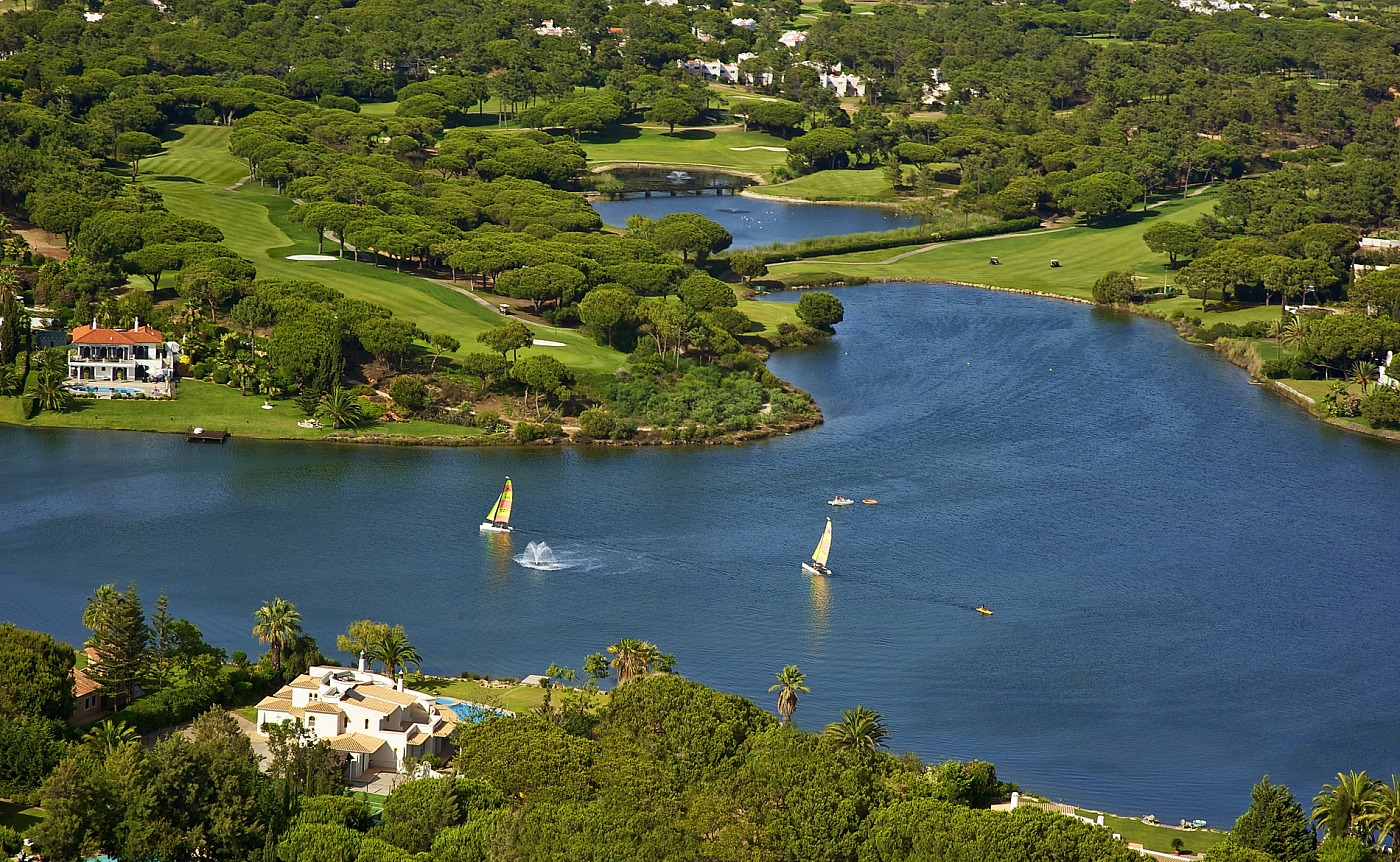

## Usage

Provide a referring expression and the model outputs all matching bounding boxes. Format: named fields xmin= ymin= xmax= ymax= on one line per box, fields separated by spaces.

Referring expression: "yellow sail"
xmin=811 ymin=518 xmax=832 ymax=568
xmin=486 ymin=477 xmax=513 ymax=525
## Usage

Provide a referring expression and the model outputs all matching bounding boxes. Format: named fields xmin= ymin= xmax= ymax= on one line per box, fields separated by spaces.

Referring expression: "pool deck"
xmin=66 ymin=379 xmax=175 ymax=399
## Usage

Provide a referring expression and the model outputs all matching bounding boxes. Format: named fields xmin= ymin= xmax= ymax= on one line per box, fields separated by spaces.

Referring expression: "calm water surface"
xmin=590 ymin=194 xmax=918 ymax=248
xmin=3 ymin=284 xmax=1398 ymax=825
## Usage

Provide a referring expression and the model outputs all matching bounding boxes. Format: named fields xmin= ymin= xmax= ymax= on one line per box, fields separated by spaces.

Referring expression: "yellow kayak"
xmin=862 ymin=499 xmax=878 ymax=505
xmin=976 ymin=605 xmax=993 ymax=616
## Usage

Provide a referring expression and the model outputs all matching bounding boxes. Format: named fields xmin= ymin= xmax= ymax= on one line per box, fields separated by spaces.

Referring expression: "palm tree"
xmin=368 ymin=626 xmax=422 ymax=679
xmin=1350 ymin=360 xmax=1378 ymax=393
xmin=824 ymin=705 xmax=889 ymax=752
xmin=83 ymin=720 xmax=138 ymax=758
xmin=1312 ymin=771 xmax=1382 ymax=840
xmin=252 ymin=597 xmax=304 ymax=681
xmin=317 ymin=387 xmax=364 ymax=429
xmin=33 ymin=374 xmax=72 ymax=412
xmin=1281 ymin=316 xmax=1308 ymax=352
xmin=232 ymin=354 xmax=255 ymax=396
xmin=606 ymin=638 xmax=659 ymax=685
xmin=769 ymin=665 xmax=809 ymax=727
xmin=1361 ymin=778 xmax=1400 ymax=851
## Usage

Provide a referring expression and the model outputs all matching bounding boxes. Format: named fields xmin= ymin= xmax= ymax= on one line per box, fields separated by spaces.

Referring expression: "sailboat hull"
xmin=479 ymin=522 xmax=513 ymax=533
xmin=802 ymin=562 xmax=830 ymax=577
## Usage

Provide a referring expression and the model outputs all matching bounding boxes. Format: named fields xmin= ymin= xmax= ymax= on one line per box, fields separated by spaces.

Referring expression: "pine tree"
xmin=884 ymin=153 xmax=904 ymax=190
xmin=149 ymin=593 xmax=173 ymax=690
xmin=0 ymin=282 xmax=26 ymax=365
xmin=1233 ymin=775 xmax=1317 ymax=862
xmin=85 ymin=583 xmax=150 ymax=709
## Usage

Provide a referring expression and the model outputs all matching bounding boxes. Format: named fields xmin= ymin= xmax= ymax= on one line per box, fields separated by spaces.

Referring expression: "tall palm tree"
xmin=1361 ymin=778 xmax=1400 ymax=851
xmin=368 ymin=626 xmax=422 ymax=679
xmin=83 ymin=720 xmax=138 ymax=758
xmin=769 ymin=665 xmax=809 ymax=727
xmin=1312 ymin=771 xmax=1381 ymax=841
xmin=606 ymin=638 xmax=658 ymax=685
xmin=252 ymin=597 xmax=303 ymax=681
xmin=823 ymin=705 xmax=889 ymax=753
xmin=1281 ymin=316 xmax=1308 ymax=352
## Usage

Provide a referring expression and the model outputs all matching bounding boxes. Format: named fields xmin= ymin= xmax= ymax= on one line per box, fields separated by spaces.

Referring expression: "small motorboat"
xmin=828 ymin=496 xmax=855 ymax=506
xmin=976 ymin=605 xmax=994 ymax=616
xmin=862 ymin=499 xmax=878 ymax=505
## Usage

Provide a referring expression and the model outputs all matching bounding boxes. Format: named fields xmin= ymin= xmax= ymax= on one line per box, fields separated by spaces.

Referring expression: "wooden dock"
xmin=185 ymin=428 xmax=228 ymax=443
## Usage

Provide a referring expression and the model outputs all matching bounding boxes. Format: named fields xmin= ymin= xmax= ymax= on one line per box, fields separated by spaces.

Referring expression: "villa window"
xmin=307 ymin=716 xmax=315 ymax=727
xmin=364 ymin=719 xmax=369 ymax=729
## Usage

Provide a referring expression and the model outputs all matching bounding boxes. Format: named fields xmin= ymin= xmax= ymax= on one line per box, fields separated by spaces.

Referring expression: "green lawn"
xmin=0 ymin=379 xmax=484 ymax=441
xmin=772 ymin=190 xmax=1283 ymax=325
xmin=1077 ymin=810 xmax=1228 ymax=855
xmin=583 ymin=125 xmax=791 ymax=173
xmin=145 ymin=125 xmax=627 ymax=377
xmin=757 ymin=168 xmax=898 ymax=202
xmin=410 ymin=675 xmax=611 ymax=714
xmin=0 ymin=800 xmax=46 ymax=835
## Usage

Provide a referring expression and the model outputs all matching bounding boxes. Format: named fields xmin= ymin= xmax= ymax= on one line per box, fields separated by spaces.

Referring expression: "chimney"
xmin=396 ymin=672 xmax=405 ymax=692
xmin=134 ymin=316 xmax=140 ymax=330
xmin=358 ymin=651 xmax=367 ymax=673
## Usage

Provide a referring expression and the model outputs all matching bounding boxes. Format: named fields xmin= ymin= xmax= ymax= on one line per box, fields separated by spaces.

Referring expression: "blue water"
xmin=436 ymin=699 xmax=508 ymax=723
xmin=72 ymin=386 xmax=144 ymax=395
xmin=2 ymin=284 xmax=1397 ymax=826
xmin=590 ymin=194 xmax=918 ymax=248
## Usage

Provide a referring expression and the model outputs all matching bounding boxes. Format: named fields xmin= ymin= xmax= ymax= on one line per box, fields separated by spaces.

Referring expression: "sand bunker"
xmin=286 ymin=254 xmax=339 ymax=261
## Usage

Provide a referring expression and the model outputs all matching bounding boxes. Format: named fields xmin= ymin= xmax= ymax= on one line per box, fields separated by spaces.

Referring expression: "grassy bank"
xmin=1076 ymin=810 xmax=1228 ymax=856
xmin=0 ymin=379 xmax=484 ymax=441
xmin=0 ymin=800 xmax=45 ymax=834
xmin=755 ymin=168 xmax=898 ymax=202
xmin=584 ymin=125 xmax=790 ymax=173
xmin=411 ymin=676 xmax=611 ymax=714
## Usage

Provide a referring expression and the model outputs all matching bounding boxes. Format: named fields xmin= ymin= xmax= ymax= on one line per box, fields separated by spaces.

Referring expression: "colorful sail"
xmin=811 ymin=518 xmax=832 ymax=568
xmin=485 ymin=477 xmax=513 ymax=525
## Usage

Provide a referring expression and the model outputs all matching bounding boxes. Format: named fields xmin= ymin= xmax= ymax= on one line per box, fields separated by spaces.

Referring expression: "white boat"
xmin=828 ymin=496 xmax=855 ymax=506
xmin=801 ymin=518 xmax=833 ymax=576
xmin=479 ymin=477 xmax=514 ymax=533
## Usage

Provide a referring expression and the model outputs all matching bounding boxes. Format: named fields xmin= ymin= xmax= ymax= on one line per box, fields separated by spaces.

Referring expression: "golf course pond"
xmin=4 ymin=284 xmax=1398 ymax=827
xmin=590 ymin=186 xmax=918 ymax=248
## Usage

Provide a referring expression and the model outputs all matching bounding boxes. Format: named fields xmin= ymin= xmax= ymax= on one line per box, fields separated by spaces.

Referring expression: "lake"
xmin=2 ymin=284 xmax=1398 ymax=826
xmin=591 ymin=193 xmax=919 ymax=248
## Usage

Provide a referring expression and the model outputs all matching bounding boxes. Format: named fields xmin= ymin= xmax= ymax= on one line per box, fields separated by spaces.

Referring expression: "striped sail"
xmin=486 ymin=478 xmax=513 ymax=525
xmin=811 ymin=518 xmax=832 ymax=568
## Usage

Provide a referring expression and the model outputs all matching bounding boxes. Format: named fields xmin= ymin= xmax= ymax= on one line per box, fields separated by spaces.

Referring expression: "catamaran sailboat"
xmin=479 ymin=477 xmax=514 ymax=533
xmin=802 ymin=518 xmax=833 ymax=576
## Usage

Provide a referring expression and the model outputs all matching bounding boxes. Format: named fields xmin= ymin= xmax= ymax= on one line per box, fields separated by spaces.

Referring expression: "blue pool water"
xmin=72 ymin=385 xmax=144 ymax=395
xmin=437 ymin=699 xmax=507 ymax=723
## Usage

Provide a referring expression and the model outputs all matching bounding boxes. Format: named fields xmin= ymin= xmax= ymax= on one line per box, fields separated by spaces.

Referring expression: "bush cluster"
xmin=753 ymin=218 xmax=1040 ymax=264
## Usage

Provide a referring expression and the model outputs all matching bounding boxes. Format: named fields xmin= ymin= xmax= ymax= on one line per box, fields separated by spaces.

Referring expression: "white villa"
xmin=1380 ymin=351 xmax=1400 ymax=389
xmin=255 ymin=660 xmax=458 ymax=780
xmin=533 ymin=19 xmax=573 ymax=36
xmin=678 ymin=53 xmax=770 ymax=86
xmin=778 ymin=30 xmax=807 ymax=49
xmin=68 ymin=320 xmax=177 ymax=386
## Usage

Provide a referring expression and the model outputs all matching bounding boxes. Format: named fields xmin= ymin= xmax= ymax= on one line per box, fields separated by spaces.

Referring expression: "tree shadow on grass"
xmin=672 ymin=128 xmax=716 ymax=140
xmin=151 ymin=175 xmax=203 ymax=183
xmin=1083 ymin=208 xmax=1154 ymax=229
xmin=587 ymin=125 xmax=644 ymax=145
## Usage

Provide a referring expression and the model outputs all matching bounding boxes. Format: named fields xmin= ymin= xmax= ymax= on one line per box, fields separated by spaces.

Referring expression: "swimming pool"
xmin=436 ymin=698 xmax=507 ymax=723
xmin=72 ymin=385 xmax=144 ymax=396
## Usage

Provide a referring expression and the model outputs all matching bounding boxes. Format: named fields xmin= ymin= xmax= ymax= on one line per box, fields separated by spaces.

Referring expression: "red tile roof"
xmin=71 ymin=323 xmax=165 ymax=345
xmin=73 ymin=667 xmax=101 ymax=698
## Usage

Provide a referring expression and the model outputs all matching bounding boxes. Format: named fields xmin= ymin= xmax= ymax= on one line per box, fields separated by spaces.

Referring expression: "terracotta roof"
xmin=360 ymin=685 xmax=420 ymax=707
xmin=73 ymin=667 xmax=101 ymax=698
xmin=256 ymin=695 xmax=293 ymax=711
xmin=272 ymin=685 xmax=294 ymax=698
xmin=341 ymin=691 xmax=399 ymax=715
xmin=71 ymin=323 xmax=165 ymax=345
xmin=288 ymin=674 xmax=321 ymax=689
xmin=303 ymin=701 xmax=343 ymax=715
xmin=83 ymin=646 xmax=100 ymax=663
xmin=325 ymin=732 xmax=387 ymax=755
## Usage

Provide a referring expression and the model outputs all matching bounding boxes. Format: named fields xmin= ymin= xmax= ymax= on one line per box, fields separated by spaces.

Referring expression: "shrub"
xmin=473 ymin=409 xmax=500 ymax=431
xmin=796 ymin=292 xmax=844 ymax=330
xmin=212 ymin=367 xmax=231 ymax=385
xmin=0 ymin=826 xmax=19 ymax=856
xmin=1261 ymin=358 xmax=1292 ymax=379
xmin=514 ymin=422 xmax=540 ymax=443
xmin=390 ymin=376 xmax=430 ymax=414
xmin=1091 ymin=270 xmax=1137 ymax=305
xmin=348 ymin=384 xmax=376 ymax=397
xmin=578 ymin=407 xmax=616 ymax=439
xmin=1289 ymin=362 xmax=1317 ymax=380
xmin=1360 ymin=387 xmax=1400 ymax=428
xmin=540 ymin=421 xmax=563 ymax=438
xmin=21 ymin=395 xmax=38 ymax=419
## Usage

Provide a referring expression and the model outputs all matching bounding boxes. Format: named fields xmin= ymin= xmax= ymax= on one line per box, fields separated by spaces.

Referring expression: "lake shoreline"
xmin=765 ymin=275 xmax=1400 ymax=445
